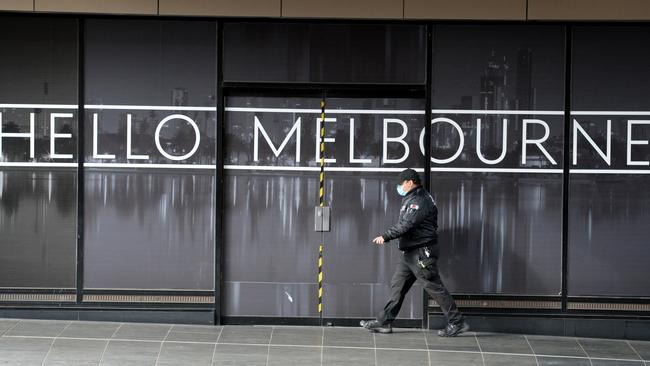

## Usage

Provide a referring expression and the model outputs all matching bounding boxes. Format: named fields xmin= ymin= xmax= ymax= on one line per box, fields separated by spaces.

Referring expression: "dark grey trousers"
xmin=376 ymin=245 xmax=463 ymax=326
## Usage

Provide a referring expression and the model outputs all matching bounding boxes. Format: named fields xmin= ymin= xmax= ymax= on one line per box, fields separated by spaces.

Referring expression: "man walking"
xmin=360 ymin=168 xmax=468 ymax=337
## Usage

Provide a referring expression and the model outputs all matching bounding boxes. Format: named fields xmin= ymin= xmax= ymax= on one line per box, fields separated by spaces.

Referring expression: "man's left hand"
xmin=373 ymin=236 xmax=385 ymax=245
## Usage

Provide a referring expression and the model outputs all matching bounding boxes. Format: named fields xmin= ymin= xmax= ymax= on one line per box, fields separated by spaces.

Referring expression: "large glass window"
xmin=0 ymin=17 xmax=78 ymax=288
xmin=83 ymin=19 xmax=216 ymax=291
xmin=430 ymin=25 xmax=566 ymax=295
xmin=569 ymin=26 xmax=650 ymax=297
xmin=223 ymin=23 xmax=426 ymax=84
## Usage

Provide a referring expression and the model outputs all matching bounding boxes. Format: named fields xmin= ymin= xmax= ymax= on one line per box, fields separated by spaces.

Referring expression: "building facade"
xmin=1 ymin=1 xmax=650 ymax=337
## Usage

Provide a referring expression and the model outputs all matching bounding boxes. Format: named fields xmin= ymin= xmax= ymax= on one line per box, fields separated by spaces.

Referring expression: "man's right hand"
xmin=373 ymin=236 xmax=385 ymax=245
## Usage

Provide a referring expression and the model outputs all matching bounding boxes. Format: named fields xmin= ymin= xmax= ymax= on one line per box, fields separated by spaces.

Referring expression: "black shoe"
xmin=437 ymin=321 xmax=469 ymax=337
xmin=360 ymin=320 xmax=393 ymax=334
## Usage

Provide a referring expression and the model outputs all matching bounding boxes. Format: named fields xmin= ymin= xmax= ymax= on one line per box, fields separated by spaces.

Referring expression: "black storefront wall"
xmin=82 ymin=19 xmax=217 ymax=293
xmin=0 ymin=17 xmax=79 ymax=292
xmin=429 ymin=25 xmax=566 ymax=297
xmin=569 ymin=26 xmax=650 ymax=298
xmin=1 ymin=16 xmax=650 ymax=334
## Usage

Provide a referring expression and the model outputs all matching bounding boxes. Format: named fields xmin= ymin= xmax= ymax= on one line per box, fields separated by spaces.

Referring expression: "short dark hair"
xmin=398 ymin=168 xmax=421 ymax=185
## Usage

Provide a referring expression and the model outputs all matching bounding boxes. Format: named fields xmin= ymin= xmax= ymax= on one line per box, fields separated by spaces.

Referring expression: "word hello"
xmin=0 ymin=113 xmax=200 ymax=161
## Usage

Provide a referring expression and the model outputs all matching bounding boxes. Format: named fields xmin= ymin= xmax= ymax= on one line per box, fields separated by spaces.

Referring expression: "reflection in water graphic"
xmin=223 ymin=172 xmax=411 ymax=318
xmin=324 ymin=173 xmax=423 ymax=319
xmin=224 ymin=172 xmax=320 ymax=317
xmin=223 ymin=171 xmax=563 ymax=318
xmin=0 ymin=169 xmax=77 ymax=287
xmin=433 ymin=174 xmax=562 ymax=295
xmin=83 ymin=170 xmax=215 ymax=290
xmin=569 ymin=175 xmax=650 ymax=296
xmin=0 ymin=170 xmax=76 ymax=216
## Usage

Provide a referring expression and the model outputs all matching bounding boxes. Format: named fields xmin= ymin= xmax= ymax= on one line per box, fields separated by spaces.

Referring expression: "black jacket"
xmin=382 ymin=186 xmax=438 ymax=252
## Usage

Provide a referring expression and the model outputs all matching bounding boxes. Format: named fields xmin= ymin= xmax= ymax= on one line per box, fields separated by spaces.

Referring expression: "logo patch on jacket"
xmin=409 ymin=204 xmax=419 ymax=210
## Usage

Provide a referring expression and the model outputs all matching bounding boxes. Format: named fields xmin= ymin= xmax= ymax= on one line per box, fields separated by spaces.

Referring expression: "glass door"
xmin=222 ymin=93 xmax=427 ymax=322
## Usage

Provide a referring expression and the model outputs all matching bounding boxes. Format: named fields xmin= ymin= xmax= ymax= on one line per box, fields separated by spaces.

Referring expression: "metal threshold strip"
xmin=0 ymin=293 xmax=76 ymax=302
xmin=429 ymin=299 xmax=562 ymax=310
xmin=0 ymin=293 xmax=214 ymax=304
xmin=429 ymin=299 xmax=650 ymax=312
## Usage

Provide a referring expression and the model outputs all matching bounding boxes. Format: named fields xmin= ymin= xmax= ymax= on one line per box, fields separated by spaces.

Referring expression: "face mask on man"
xmin=396 ymin=184 xmax=407 ymax=197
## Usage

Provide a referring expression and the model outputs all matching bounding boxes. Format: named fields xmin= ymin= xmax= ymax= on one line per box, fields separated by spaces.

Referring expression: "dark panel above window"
xmin=0 ymin=16 xmax=78 ymax=104
xmin=223 ymin=22 xmax=426 ymax=84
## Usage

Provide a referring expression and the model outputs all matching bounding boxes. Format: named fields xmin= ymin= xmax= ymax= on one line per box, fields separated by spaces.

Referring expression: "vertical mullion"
xmin=214 ymin=20 xmax=225 ymax=326
xmin=561 ymin=25 xmax=573 ymax=312
xmin=422 ymin=23 xmax=434 ymax=330
xmin=76 ymin=18 xmax=85 ymax=304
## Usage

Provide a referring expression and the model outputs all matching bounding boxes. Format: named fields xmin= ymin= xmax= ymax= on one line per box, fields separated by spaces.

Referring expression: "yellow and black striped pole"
xmin=318 ymin=244 xmax=323 ymax=317
xmin=318 ymin=99 xmax=325 ymax=322
xmin=319 ymin=99 xmax=325 ymax=207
